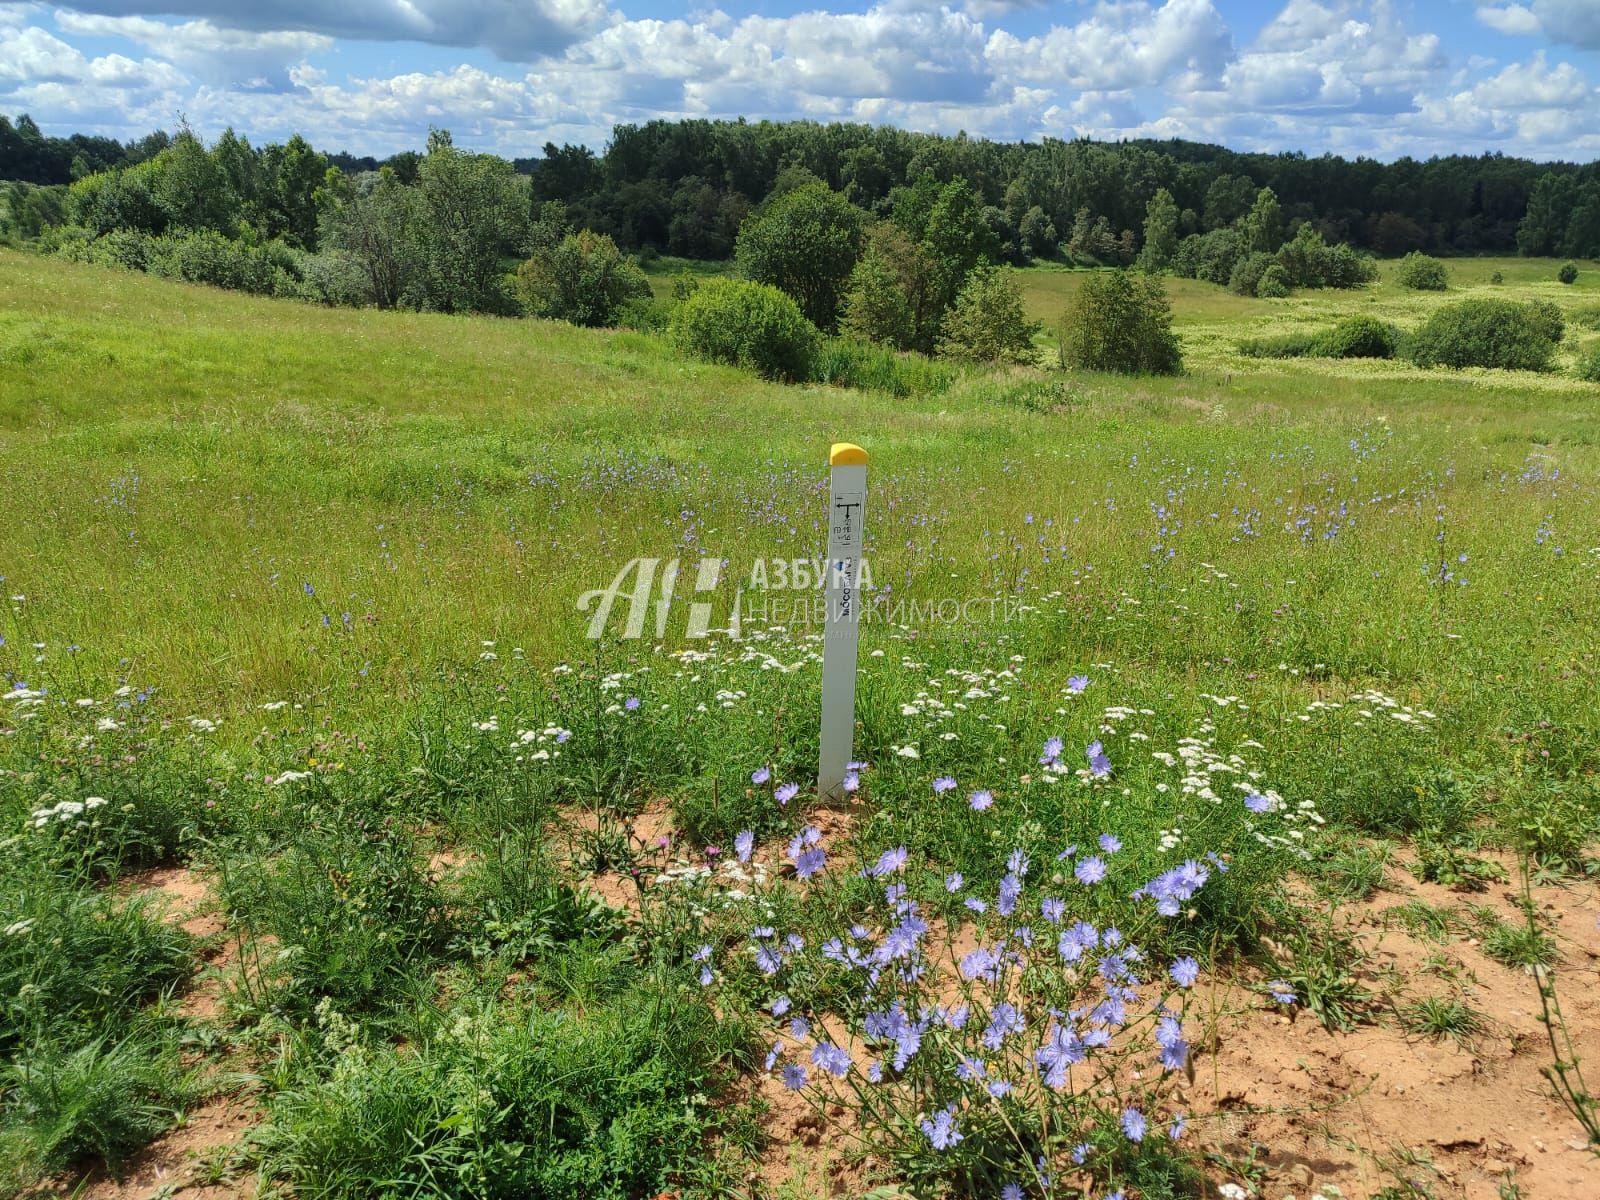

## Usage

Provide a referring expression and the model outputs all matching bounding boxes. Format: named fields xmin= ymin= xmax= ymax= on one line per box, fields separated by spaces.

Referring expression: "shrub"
xmin=1238 ymin=332 xmax=1316 ymax=359
xmin=1559 ymin=261 xmax=1579 ymax=285
xmin=1059 ymin=270 xmax=1182 ymax=375
xmin=1404 ymin=298 xmax=1558 ymax=372
xmin=842 ymin=235 xmax=917 ymax=350
xmin=1576 ymin=344 xmax=1600 ymax=383
xmin=1172 ymin=227 xmax=1244 ymax=286
xmin=707 ymin=837 xmax=1213 ymax=1198
xmin=1256 ymin=264 xmax=1292 ymax=298
xmin=515 ymin=230 xmax=651 ymax=327
xmin=949 ymin=370 xmax=1075 ymax=412
xmin=1525 ymin=299 xmax=1565 ymax=344
xmin=936 ymin=267 xmax=1040 ymax=364
xmin=670 ymin=269 xmax=701 ymax=303
xmin=671 ymin=277 xmax=819 ymax=382
xmin=55 ymin=228 xmax=305 ymax=297
xmin=87 ymin=229 xmax=155 ymax=272
xmin=0 ymin=857 xmax=194 ymax=1054
xmin=1275 ymin=225 xmax=1378 ymax=290
xmin=1 ymin=1027 xmax=196 ymax=1186
xmin=1228 ymin=251 xmax=1275 ymax=297
xmin=1395 ymin=252 xmax=1448 ymax=291
xmin=218 ymin=821 xmax=448 ymax=1012
xmin=1311 ymin=315 xmax=1400 ymax=359
xmin=145 ymin=230 xmax=304 ymax=297
xmin=613 ymin=295 xmax=667 ymax=333
xmin=298 ymin=250 xmax=372 ymax=307
xmin=1490 ymin=270 xmax=1504 ymax=284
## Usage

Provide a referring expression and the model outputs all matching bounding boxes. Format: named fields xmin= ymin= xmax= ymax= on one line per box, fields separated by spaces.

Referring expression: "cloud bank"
xmin=0 ymin=1 xmax=1596 ymax=161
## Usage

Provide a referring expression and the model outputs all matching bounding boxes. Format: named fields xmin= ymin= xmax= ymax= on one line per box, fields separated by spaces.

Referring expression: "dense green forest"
xmin=8 ymin=110 xmax=1600 ymax=261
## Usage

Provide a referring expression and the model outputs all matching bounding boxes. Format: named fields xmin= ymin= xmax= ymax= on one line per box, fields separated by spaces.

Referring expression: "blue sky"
xmin=2 ymin=2 xmax=1598 ymax=161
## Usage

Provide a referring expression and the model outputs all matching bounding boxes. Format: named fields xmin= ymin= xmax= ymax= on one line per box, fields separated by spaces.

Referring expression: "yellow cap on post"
xmin=829 ymin=442 xmax=868 ymax=466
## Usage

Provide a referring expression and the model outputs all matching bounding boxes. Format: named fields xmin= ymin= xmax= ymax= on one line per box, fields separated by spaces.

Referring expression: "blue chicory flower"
xmin=919 ymin=1106 xmax=963 ymax=1150
xmin=1121 ymin=1107 xmax=1147 ymax=1143
xmin=1086 ymin=740 xmax=1112 ymax=778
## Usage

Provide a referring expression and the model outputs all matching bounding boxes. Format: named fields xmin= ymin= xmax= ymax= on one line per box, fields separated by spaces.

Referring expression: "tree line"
xmin=527 ymin=118 xmax=1600 ymax=261
xmin=7 ymin=111 xmax=1600 ymax=264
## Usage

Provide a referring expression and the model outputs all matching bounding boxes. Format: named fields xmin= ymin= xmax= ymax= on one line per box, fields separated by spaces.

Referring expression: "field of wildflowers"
xmin=0 ymin=248 xmax=1597 ymax=1198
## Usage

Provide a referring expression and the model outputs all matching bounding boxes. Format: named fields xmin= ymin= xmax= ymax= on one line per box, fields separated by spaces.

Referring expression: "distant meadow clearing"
xmin=1 ymin=250 xmax=1597 ymax=1199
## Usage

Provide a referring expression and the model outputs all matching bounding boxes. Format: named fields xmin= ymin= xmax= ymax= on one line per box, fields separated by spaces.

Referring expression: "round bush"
xmin=1395 ymin=252 xmax=1448 ymax=291
xmin=1525 ymin=299 xmax=1565 ymax=344
xmin=1311 ymin=315 xmax=1400 ymax=359
xmin=1559 ymin=262 xmax=1578 ymax=285
xmin=1256 ymin=264 xmax=1292 ymax=298
xmin=516 ymin=230 xmax=650 ymax=327
xmin=1576 ymin=345 xmax=1600 ymax=383
xmin=670 ymin=278 xmax=819 ymax=382
xmin=1489 ymin=271 xmax=1504 ymax=285
xmin=1404 ymin=299 xmax=1557 ymax=372
xmin=1228 ymin=251 xmax=1275 ymax=297
xmin=734 ymin=181 xmax=862 ymax=329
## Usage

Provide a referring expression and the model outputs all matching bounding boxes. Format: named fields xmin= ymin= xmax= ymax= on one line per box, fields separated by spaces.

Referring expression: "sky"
xmin=2 ymin=1 xmax=1598 ymax=162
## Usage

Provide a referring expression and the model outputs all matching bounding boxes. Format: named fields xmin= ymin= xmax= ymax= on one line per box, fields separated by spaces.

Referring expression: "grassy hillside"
xmin=1 ymin=250 xmax=1597 ymax=1198
xmin=3 ymin=249 xmax=1596 ymax=728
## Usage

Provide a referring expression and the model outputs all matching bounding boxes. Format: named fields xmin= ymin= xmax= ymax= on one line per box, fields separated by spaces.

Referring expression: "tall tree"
xmin=268 ymin=134 xmax=329 ymax=250
xmin=1242 ymin=186 xmax=1282 ymax=254
xmin=1139 ymin=187 xmax=1179 ymax=271
xmin=921 ymin=179 xmax=999 ymax=320
xmin=154 ymin=130 xmax=235 ymax=232
xmin=410 ymin=130 xmax=529 ymax=314
xmin=320 ymin=166 xmax=424 ymax=309
xmin=734 ymin=180 xmax=862 ymax=329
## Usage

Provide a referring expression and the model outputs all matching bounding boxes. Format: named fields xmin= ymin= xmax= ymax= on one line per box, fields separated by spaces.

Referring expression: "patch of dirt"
xmin=1185 ymin=856 xmax=1600 ymax=1199
xmin=739 ymin=1070 xmax=885 ymax=1199
xmin=575 ymin=797 xmax=852 ymax=916
xmin=126 ymin=865 xmax=223 ymax=942
xmin=77 ymin=866 xmax=265 ymax=1199
xmin=61 ymin=1097 xmax=259 ymax=1200
xmin=126 ymin=865 xmax=234 ymax=1021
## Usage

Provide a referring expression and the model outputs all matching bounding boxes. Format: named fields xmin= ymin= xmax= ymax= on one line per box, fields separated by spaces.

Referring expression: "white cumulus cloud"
xmin=41 ymin=1 xmax=611 ymax=61
xmin=1475 ymin=4 xmax=1541 ymax=35
xmin=54 ymin=13 xmax=330 ymax=91
xmin=986 ymin=0 xmax=1234 ymax=92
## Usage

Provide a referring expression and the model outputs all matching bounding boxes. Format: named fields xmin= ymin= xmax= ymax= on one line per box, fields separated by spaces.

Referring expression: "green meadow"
xmin=1 ymin=249 xmax=1597 ymax=1198
xmin=4 ymin=250 xmax=1597 ymax=723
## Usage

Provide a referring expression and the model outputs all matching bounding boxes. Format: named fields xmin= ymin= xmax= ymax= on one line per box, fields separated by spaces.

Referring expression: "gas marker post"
xmin=818 ymin=442 xmax=868 ymax=802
